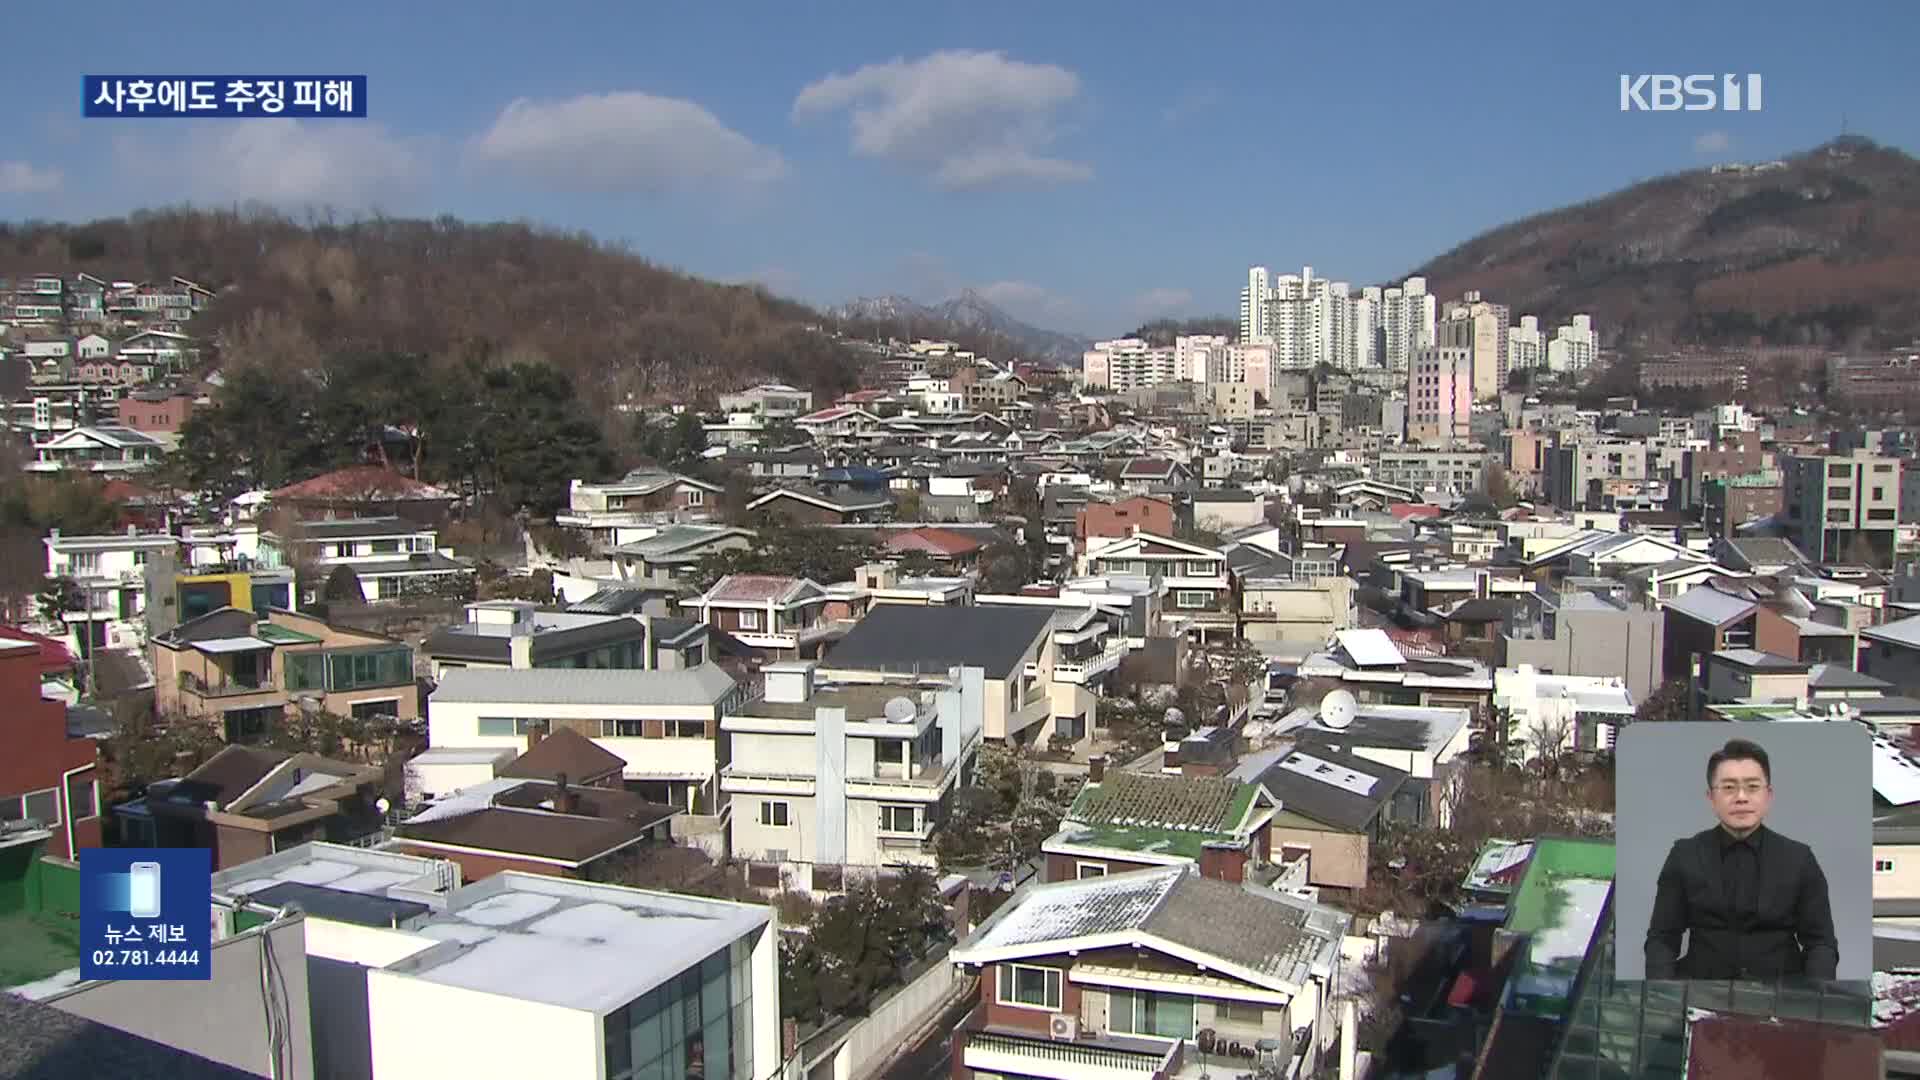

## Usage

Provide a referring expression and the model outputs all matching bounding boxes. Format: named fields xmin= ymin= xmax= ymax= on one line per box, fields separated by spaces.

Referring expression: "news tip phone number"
xmin=89 ymin=949 xmax=202 ymax=967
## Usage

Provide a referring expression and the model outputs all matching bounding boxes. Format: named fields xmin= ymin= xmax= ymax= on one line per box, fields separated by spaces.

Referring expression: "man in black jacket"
xmin=1644 ymin=738 xmax=1838 ymax=980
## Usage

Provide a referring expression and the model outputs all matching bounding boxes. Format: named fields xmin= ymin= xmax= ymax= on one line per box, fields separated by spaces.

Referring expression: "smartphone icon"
xmin=129 ymin=862 xmax=163 ymax=919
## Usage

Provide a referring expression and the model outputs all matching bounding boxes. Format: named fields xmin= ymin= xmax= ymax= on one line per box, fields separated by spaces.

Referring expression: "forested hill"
xmin=0 ymin=209 xmax=864 ymax=401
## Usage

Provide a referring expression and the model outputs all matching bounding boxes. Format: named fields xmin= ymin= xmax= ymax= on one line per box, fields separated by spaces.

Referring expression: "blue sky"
xmin=3 ymin=1 xmax=1917 ymax=337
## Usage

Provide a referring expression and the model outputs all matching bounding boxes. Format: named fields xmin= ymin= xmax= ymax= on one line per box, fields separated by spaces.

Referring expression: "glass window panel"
xmin=703 ymin=1016 xmax=729 ymax=1080
xmin=632 ymin=1001 xmax=663 ymax=1065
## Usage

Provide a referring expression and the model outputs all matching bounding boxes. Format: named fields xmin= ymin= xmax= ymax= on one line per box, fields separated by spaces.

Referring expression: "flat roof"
xmin=735 ymin=681 xmax=941 ymax=723
xmin=243 ymin=882 xmax=429 ymax=928
xmin=385 ymin=873 xmax=768 ymax=1012
xmin=429 ymin=664 xmax=736 ymax=707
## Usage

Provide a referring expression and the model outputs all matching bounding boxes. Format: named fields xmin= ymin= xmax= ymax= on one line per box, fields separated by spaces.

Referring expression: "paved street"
xmin=875 ymin=994 xmax=977 ymax=1080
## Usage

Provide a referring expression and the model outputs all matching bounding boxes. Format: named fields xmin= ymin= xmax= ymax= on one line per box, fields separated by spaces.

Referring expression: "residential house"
xmin=1702 ymin=649 xmax=1810 ymax=706
xmin=746 ymin=486 xmax=892 ymax=525
xmin=820 ymin=604 xmax=1075 ymax=747
xmin=1290 ymin=629 xmax=1494 ymax=730
xmin=390 ymin=774 xmax=679 ymax=883
xmin=0 ymin=639 xmax=101 ymax=861
xmin=947 ymin=864 xmax=1351 ymax=1080
xmin=1499 ymin=587 xmax=1666 ymax=702
xmin=424 ymin=664 xmax=741 ymax=813
xmin=1662 ymin=581 xmax=1763 ymax=686
xmin=150 ymin=607 xmax=420 ymax=742
xmin=1075 ymin=495 xmax=1175 ymax=556
xmin=1864 ymin=615 xmax=1920 ymax=697
xmin=292 ymin=517 xmax=474 ymax=602
xmin=1271 ymin=700 xmax=1473 ymax=827
xmin=1189 ymin=490 xmax=1269 ymax=532
xmin=1752 ymin=600 xmax=1859 ymax=666
xmin=1117 ymin=457 xmax=1190 ymax=493
xmin=1041 ymin=770 xmax=1278 ymax=883
xmin=43 ymin=526 xmax=182 ymax=653
xmin=421 ymin=600 xmax=684 ymax=680
xmin=1239 ymin=568 xmax=1358 ymax=645
xmin=28 ymin=424 xmax=165 ymax=473
xmin=721 ymin=661 xmax=984 ymax=884
xmin=608 ymin=524 xmax=754 ymax=589
xmin=719 ymin=383 xmax=814 ymax=418
xmin=1491 ymin=665 xmax=1635 ymax=762
xmin=340 ymin=871 xmax=781 ymax=1080
xmin=112 ymin=387 xmax=196 ymax=435
xmin=556 ymin=470 xmax=723 ymax=549
xmin=883 ymin=526 xmax=985 ymax=567
xmin=1081 ymin=532 xmax=1236 ymax=643
xmin=1239 ymin=743 xmax=1410 ymax=896
xmin=1622 ymin=558 xmax=1744 ymax=606
xmin=795 ymin=405 xmax=883 ymax=443
xmin=115 ymin=745 xmax=387 ymax=869
xmin=269 ymin=465 xmax=458 ymax=526
xmin=1715 ymin=537 xmax=1809 ymax=577
xmin=680 ymin=575 xmax=838 ymax=659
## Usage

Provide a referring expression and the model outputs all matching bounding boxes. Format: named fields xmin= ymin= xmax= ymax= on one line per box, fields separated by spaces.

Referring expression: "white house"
xmin=29 ymin=424 xmax=165 ymax=473
xmin=1079 ymin=532 xmax=1235 ymax=642
xmin=294 ymin=517 xmax=473 ymax=602
xmin=1491 ymin=664 xmax=1635 ymax=763
xmin=424 ymin=664 xmax=743 ymax=814
xmin=721 ymin=661 xmax=984 ymax=880
xmin=43 ymin=526 xmax=182 ymax=652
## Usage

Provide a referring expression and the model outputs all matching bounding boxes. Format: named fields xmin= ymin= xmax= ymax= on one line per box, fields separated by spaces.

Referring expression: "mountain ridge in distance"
xmin=831 ymin=288 xmax=1092 ymax=364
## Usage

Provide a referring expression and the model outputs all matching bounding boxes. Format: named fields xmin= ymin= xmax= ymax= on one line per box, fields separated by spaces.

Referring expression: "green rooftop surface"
xmin=1057 ymin=780 xmax=1259 ymax=859
xmin=0 ymin=911 xmax=79 ymax=990
xmin=255 ymin=623 xmax=324 ymax=644
xmin=1506 ymin=837 xmax=1616 ymax=1019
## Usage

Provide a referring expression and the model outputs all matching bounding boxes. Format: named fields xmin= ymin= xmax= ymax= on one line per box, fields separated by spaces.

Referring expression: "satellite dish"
xmin=1320 ymin=690 xmax=1357 ymax=730
xmin=883 ymin=696 xmax=919 ymax=723
xmin=375 ymin=797 xmax=391 ymax=815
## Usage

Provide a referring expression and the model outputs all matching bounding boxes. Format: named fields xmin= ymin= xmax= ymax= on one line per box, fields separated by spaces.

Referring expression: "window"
xmin=410 ymin=536 xmax=433 ymax=553
xmin=996 ymin=964 xmax=1062 ymax=1011
xmin=604 ymin=719 xmax=645 ymax=738
xmin=132 ymin=551 xmax=148 ymax=566
xmin=67 ymin=774 xmax=97 ymax=821
xmin=478 ymin=717 xmax=516 ymax=736
xmin=351 ymin=699 xmax=399 ymax=722
xmin=1873 ymin=487 xmax=1887 ymax=501
xmin=685 ymin=488 xmax=704 ymax=507
xmin=68 ymin=552 xmax=100 ymax=574
xmin=1110 ymin=990 xmax=1195 ymax=1038
xmin=760 ymin=801 xmax=789 ymax=827
xmin=667 ymin=719 xmax=708 ymax=738
xmin=879 ymin=805 xmax=919 ymax=834
xmin=515 ymin=718 xmax=549 ymax=736
xmin=1871 ymin=508 xmax=1896 ymax=521
xmin=284 ymin=652 xmax=325 ymax=691
xmin=1828 ymin=487 xmax=1852 ymax=501
xmin=0 ymin=788 xmax=61 ymax=827
xmin=1076 ymin=862 xmax=1107 ymax=879
xmin=737 ymin=610 xmax=761 ymax=630
xmin=1185 ymin=560 xmax=1215 ymax=576
xmin=1216 ymin=1001 xmax=1266 ymax=1026
xmin=1874 ymin=463 xmax=1895 ymax=473
xmin=332 ymin=543 xmax=353 ymax=559
xmin=370 ymin=539 xmax=401 ymax=554
xmin=1826 ymin=508 xmax=1850 ymax=522
xmin=1829 ymin=463 xmax=1851 ymax=479
xmin=1877 ymin=859 xmax=1896 ymax=873
xmin=328 ymin=648 xmax=412 ymax=690
xmin=1176 ymin=590 xmax=1210 ymax=609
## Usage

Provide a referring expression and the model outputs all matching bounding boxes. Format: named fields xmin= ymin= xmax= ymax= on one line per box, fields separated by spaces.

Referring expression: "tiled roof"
xmin=1067 ymin=773 xmax=1248 ymax=833
xmin=398 ymin=807 xmax=647 ymax=865
xmin=1120 ymin=457 xmax=1179 ymax=478
xmin=1257 ymin=745 xmax=1407 ymax=832
xmin=706 ymin=574 xmax=811 ymax=603
xmin=499 ymin=729 xmax=627 ymax=784
xmin=823 ymin=604 xmax=1055 ymax=679
xmin=0 ymin=994 xmax=260 ymax=1079
xmin=271 ymin=466 xmax=453 ymax=501
xmin=884 ymin=527 xmax=984 ymax=557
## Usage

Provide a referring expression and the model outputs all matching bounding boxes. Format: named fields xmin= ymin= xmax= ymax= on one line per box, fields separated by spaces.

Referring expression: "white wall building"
xmin=1547 ymin=314 xmax=1597 ymax=373
xmin=1380 ymin=276 xmax=1436 ymax=371
xmin=722 ymin=662 xmax=984 ymax=878
xmin=1492 ymin=664 xmax=1635 ymax=763
xmin=1082 ymin=338 xmax=1180 ymax=391
xmin=43 ymin=526 xmax=181 ymax=653
xmin=1509 ymin=314 xmax=1544 ymax=372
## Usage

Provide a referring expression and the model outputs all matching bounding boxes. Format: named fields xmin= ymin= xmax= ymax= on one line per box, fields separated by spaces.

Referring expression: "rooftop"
xmin=428 ymin=664 xmax=736 ymax=708
xmin=1052 ymin=774 xmax=1262 ymax=859
xmin=382 ymin=872 xmax=768 ymax=1012
xmin=1257 ymin=746 xmax=1407 ymax=833
xmin=1503 ymin=837 xmax=1616 ymax=1016
xmin=293 ymin=516 xmax=429 ymax=541
xmin=734 ymin=679 xmax=942 ymax=723
xmin=824 ymin=604 xmax=1055 ymax=680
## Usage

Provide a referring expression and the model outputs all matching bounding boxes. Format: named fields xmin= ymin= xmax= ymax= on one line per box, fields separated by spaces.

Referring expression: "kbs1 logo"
xmin=1619 ymin=74 xmax=1763 ymax=112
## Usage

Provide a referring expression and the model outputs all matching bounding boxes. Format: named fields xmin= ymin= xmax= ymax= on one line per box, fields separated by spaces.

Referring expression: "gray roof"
xmin=429 ymin=664 xmax=736 ymax=707
xmin=1711 ymin=648 xmax=1807 ymax=672
xmin=336 ymin=552 xmax=471 ymax=577
xmin=297 ymin=516 xmax=423 ymax=540
xmin=0 ymin=994 xmax=258 ymax=1079
xmin=612 ymin=525 xmax=751 ymax=561
xmin=1807 ymin=663 xmax=1891 ymax=691
xmin=1258 ymin=745 xmax=1408 ymax=832
xmin=423 ymin=611 xmax=647 ymax=664
xmin=1665 ymin=584 xmax=1758 ymax=627
xmin=823 ymin=604 xmax=1055 ymax=679
xmin=1725 ymin=537 xmax=1806 ymax=567
xmin=955 ymin=865 xmax=1342 ymax=988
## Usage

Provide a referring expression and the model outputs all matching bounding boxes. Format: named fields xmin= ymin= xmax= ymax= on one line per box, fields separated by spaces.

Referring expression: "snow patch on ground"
xmin=6 ymin=968 xmax=81 ymax=1001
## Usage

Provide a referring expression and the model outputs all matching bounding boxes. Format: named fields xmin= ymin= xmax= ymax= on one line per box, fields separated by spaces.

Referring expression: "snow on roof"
xmin=1873 ymin=735 xmax=1920 ymax=808
xmin=403 ymin=778 xmax=529 ymax=824
xmin=965 ymin=865 xmax=1184 ymax=951
xmin=1334 ymin=628 xmax=1405 ymax=667
xmin=390 ymin=874 xmax=770 ymax=1012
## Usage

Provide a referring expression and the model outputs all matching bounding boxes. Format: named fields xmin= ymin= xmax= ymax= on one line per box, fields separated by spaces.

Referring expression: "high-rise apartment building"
xmin=1782 ymin=451 xmax=1904 ymax=565
xmin=1547 ymin=314 xmax=1596 ymax=373
xmin=1240 ymin=266 xmax=1273 ymax=343
xmin=1441 ymin=291 xmax=1510 ymax=400
xmin=1509 ymin=315 xmax=1543 ymax=372
xmin=1407 ymin=346 xmax=1472 ymax=446
xmin=1082 ymin=338 xmax=1179 ymax=391
xmin=1380 ymin=276 xmax=1436 ymax=370
xmin=1174 ymin=334 xmax=1231 ymax=383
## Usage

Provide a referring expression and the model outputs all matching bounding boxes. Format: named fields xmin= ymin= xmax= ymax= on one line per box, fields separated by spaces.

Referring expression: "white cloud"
xmin=793 ymin=50 xmax=1091 ymax=190
xmin=0 ymin=160 xmax=63 ymax=195
xmin=1132 ymin=287 xmax=1193 ymax=315
xmin=113 ymin=121 xmax=428 ymax=208
xmin=471 ymin=92 xmax=786 ymax=194
xmin=1693 ymin=130 xmax=1734 ymax=155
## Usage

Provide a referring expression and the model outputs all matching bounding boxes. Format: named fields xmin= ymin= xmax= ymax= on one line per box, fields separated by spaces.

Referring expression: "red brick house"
xmin=680 ymin=574 xmax=838 ymax=658
xmin=270 ymin=465 xmax=458 ymax=526
xmin=0 ymin=639 xmax=101 ymax=860
xmin=113 ymin=389 xmax=197 ymax=435
xmin=1075 ymin=495 xmax=1174 ymax=554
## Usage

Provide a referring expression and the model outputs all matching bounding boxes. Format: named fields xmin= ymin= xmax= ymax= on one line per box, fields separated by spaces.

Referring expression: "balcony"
xmin=1054 ymin=642 xmax=1129 ymax=684
xmin=180 ymin=670 xmax=284 ymax=700
xmin=717 ymin=766 xmax=817 ymax=796
xmin=963 ymin=1028 xmax=1182 ymax=1080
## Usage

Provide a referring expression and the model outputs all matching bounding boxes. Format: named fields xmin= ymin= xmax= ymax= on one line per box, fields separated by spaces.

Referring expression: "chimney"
xmin=126 ymin=523 xmax=138 ymax=537
xmin=638 ymin=613 xmax=656 ymax=670
xmin=1162 ymin=736 xmax=1182 ymax=771
xmin=781 ymin=1018 xmax=799 ymax=1060
xmin=1198 ymin=840 xmax=1249 ymax=883
xmin=553 ymin=772 xmax=575 ymax=815
xmin=509 ymin=619 xmax=534 ymax=669
xmin=1087 ymin=755 xmax=1106 ymax=783
xmin=526 ymin=726 xmax=545 ymax=753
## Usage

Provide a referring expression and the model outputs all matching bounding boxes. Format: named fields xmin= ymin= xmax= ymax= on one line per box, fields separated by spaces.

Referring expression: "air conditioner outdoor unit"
xmin=1049 ymin=1014 xmax=1078 ymax=1040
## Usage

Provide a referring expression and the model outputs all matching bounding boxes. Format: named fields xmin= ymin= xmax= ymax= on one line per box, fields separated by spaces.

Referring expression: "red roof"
xmin=836 ymin=390 xmax=892 ymax=404
xmin=0 ymin=625 xmax=75 ymax=673
xmin=706 ymin=575 xmax=807 ymax=603
xmin=271 ymin=466 xmax=453 ymax=502
xmin=1388 ymin=503 xmax=1444 ymax=520
xmin=885 ymin=527 xmax=985 ymax=558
